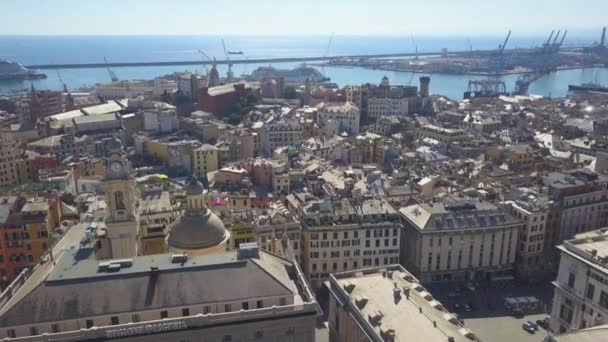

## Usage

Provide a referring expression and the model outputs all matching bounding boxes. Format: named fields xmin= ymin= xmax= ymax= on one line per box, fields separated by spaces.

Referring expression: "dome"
xmin=185 ymin=176 xmax=204 ymax=196
xmin=167 ymin=208 xmax=228 ymax=250
xmin=105 ymin=138 xmax=123 ymax=154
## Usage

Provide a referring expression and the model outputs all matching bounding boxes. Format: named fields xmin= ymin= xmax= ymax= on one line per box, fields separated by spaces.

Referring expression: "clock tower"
xmin=102 ymin=139 xmax=140 ymax=259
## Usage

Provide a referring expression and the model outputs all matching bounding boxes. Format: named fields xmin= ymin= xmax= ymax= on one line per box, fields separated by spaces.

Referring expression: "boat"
xmin=568 ymin=83 xmax=608 ymax=93
xmin=227 ymin=51 xmax=244 ymax=55
xmin=248 ymin=65 xmax=330 ymax=84
xmin=0 ymin=60 xmax=47 ymax=81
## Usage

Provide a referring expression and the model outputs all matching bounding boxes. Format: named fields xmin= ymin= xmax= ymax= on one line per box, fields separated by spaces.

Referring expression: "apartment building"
xmin=399 ymin=199 xmax=522 ymax=283
xmin=0 ymin=137 xmax=20 ymax=187
xmin=254 ymin=201 xmax=302 ymax=263
xmin=317 ymin=102 xmax=360 ymax=135
xmin=328 ymin=265 xmax=482 ymax=342
xmin=503 ymin=187 xmax=554 ymax=279
xmin=549 ymin=229 xmax=608 ymax=333
xmin=0 ymin=197 xmax=53 ymax=287
xmin=27 ymin=134 xmax=92 ymax=156
xmin=367 ymin=97 xmax=409 ymax=119
xmin=138 ymin=190 xmax=177 ymax=255
xmin=417 ymin=124 xmax=471 ymax=144
xmin=298 ymin=196 xmax=402 ymax=288
xmin=544 ymin=170 xmax=608 ymax=245
xmin=0 ymin=245 xmax=320 ymax=341
xmin=262 ymin=120 xmax=304 ymax=155
xmin=192 ymin=144 xmax=220 ymax=178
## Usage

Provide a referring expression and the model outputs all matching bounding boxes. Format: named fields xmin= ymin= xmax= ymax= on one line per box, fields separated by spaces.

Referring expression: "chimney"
xmin=420 ymin=76 xmax=431 ymax=98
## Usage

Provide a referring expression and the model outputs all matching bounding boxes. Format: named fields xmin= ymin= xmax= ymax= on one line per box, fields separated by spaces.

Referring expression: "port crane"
xmin=197 ymin=50 xmax=212 ymax=76
xmin=221 ymin=39 xmax=234 ymax=81
xmin=103 ymin=57 xmax=119 ymax=82
xmin=321 ymin=33 xmax=334 ymax=76
xmin=488 ymin=30 xmax=511 ymax=73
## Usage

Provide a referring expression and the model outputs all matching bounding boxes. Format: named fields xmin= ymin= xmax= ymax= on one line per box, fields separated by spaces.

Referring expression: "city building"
xmin=317 ymin=102 xmax=360 ymax=136
xmin=0 ymin=197 xmax=53 ymax=287
xmin=192 ymin=144 xmax=219 ymax=178
xmin=298 ymin=196 xmax=402 ymax=288
xmin=0 ymin=137 xmax=20 ymax=187
xmin=399 ymin=199 xmax=522 ymax=283
xmin=417 ymin=124 xmax=472 ymax=144
xmin=27 ymin=134 xmax=92 ymax=156
xmin=262 ymin=120 xmax=304 ymax=156
xmin=328 ymin=265 xmax=482 ymax=342
xmin=0 ymin=243 xmax=320 ymax=341
xmin=367 ymin=97 xmax=409 ymax=119
xmin=94 ymin=79 xmax=177 ymax=99
xmin=549 ymin=228 xmax=608 ymax=333
xmin=197 ymin=82 xmax=260 ymax=117
xmin=139 ymin=190 xmax=177 ymax=255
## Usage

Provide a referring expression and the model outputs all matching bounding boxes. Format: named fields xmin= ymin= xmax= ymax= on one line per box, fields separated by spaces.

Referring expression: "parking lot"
xmin=425 ymin=279 xmax=555 ymax=342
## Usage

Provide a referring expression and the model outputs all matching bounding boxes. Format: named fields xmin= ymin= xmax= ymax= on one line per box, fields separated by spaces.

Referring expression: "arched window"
xmin=115 ymin=191 xmax=125 ymax=210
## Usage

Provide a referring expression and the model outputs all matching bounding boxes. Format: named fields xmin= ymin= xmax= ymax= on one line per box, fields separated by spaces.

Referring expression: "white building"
xmin=549 ymin=228 xmax=608 ymax=334
xmin=95 ymin=79 xmax=176 ymax=99
xmin=399 ymin=199 xmax=522 ymax=283
xmin=368 ymin=97 xmax=409 ymax=119
xmin=143 ymin=108 xmax=178 ymax=133
xmin=317 ymin=102 xmax=360 ymax=135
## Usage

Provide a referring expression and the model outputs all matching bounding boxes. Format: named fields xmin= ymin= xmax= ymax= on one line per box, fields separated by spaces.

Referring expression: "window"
xmin=182 ymin=308 xmax=190 ymax=316
xmin=242 ymin=302 xmax=249 ymax=310
xmin=131 ymin=314 xmax=140 ymax=323
xmin=222 ymin=335 xmax=233 ymax=342
xmin=51 ymin=324 xmax=60 ymax=333
xmin=111 ymin=316 xmax=119 ymax=325
xmin=568 ymin=272 xmax=576 ymax=288
xmin=203 ymin=306 xmax=210 ymax=314
xmin=600 ymin=291 xmax=608 ymax=309
xmin=254 ymin=331 xmax=264 ymax=339
xmin=29 ymin=327 xmax=38 ymax=336
xmin=257 ymin=300 xmax=264 ymax=308
xmin=225 ymin=304 xmax=232 ymax=312
xmin=280 ymin=297 xmax=287 ymax=306
xmin=587 ymin=284 xmax=596 ymax=300
xmin=160 ymin=310 xmax=168 ymax=319
xmin=86 ymin=320 xmax=94 ymax=328
xmin=7 ymin=329 xmax=16 ymax=338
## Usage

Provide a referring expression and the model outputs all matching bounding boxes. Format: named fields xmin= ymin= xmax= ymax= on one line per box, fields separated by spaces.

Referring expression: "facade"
xmin=192 ymin=144 xmax=219 ymax=178
xmin=367 ymin=97 xmax=409 ymax=119
xmin=133 ymin=134 xmax=198 ymax=173
xmin=549 ymin=229 xmax=608 ymax=334
xmin=197 ymin=82 xmax=260 ymax=117
xmin=299 ymin=197 xmax=402 ymax=288
xmin=0 ymin=197 xmax=53 ymax=287
xmin=417 ymin=124 xmax=471 ymax=144
xmin=27 ymin=134 xmax=92 ymax=156
xmin=262 ymin=120 xmax=304 ymax=155
xmin=328 ymin=265 xmax=482 ymax=342
xmin=94 ymin=79 xmax=177 ymax=99
xmin=0 ymin=245 xmax=320 ymax=341
xmin=317 ymin=102 xmax=360 ymax=135
xmin=399 ymin=199 xmax=522 ymax=283
xmin=139 ymin=190 xmax=176 ymax=255
xmin=0 ymin=137 xmax=20 ymax=187
xmin=255 ymin=201 xmax=302 ymax=264
xmin=503 ymin=188 xmax=554 ymax=279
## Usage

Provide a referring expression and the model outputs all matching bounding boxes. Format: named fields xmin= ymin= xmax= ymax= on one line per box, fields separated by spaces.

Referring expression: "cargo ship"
xmin=0 ymin=60 xmax=47 ymax=81
xmin=248 ymin=65 xmax=330 ymax=84
xmin=568 ymin=83 xmax=608 ymax=93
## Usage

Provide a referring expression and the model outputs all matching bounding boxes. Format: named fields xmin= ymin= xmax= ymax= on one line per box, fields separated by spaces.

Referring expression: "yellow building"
xmin=224 ymin=211 xmax=255 ymax=250
xmin=21 ymin=201 xmax=54 ymax=261
xmin=135 ymin=134 xmax=198 ymax=172
xmin=192 ymin=144 xmax=219 ymax=178
xmin=0 ymin=137 xmax=20 ymax=187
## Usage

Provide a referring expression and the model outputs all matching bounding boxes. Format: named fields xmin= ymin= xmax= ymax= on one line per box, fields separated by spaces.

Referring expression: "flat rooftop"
xmin=561 ymin=228 xmax=608 ymax=275
xmin=331 ymin=266 xmax=480 ymax=342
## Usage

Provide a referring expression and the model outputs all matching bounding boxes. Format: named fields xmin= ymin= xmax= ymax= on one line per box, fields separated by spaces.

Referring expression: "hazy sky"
xmin=2 ymin=0 xmax=607 ymax=36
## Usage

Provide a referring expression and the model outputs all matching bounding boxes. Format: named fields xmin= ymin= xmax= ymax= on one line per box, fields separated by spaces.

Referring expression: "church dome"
xmin=185 ymin=176 xmax=204 ymax=196
xmin=167 ymin=208 xmax=228 ymax=250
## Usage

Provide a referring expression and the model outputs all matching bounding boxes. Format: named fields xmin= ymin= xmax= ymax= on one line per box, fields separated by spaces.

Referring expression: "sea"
xmin=1 ymin=35 xmax=607 ymax=100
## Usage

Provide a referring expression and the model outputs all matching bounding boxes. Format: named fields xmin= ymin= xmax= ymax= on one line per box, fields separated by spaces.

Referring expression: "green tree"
xmin=283 ymin=86 xmax=297 ymax=99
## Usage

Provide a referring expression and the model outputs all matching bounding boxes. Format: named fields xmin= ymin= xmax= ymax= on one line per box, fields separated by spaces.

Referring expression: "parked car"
xmin=522 ymin=322 xmax=536 ymax=334
xmin=536 ymin=319 xmax=549 ymax=330
xmin=512 ymin=308 xmax=525 ymax=318
xmin=463 ymin=304 xmax=472 ymax=312
xmin=464 ymin=282 xmax=476 ymax=292
xmin=526 ymin=320 xmax=538 ymax=331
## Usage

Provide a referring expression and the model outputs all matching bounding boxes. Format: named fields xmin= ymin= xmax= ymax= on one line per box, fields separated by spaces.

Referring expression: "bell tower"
xmin=102 ymin=138 xmax=140 ymax=259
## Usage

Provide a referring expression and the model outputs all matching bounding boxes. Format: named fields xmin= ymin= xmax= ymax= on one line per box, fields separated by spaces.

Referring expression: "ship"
xmin=568 ymin=83 xmax=608 ymax=93
xmin=248 ymin=65 xmax=330 ymax=84
xmin=0 ymin=60 xmax=47 ymax=81
xmin=227 ymin=51 xmax=244 ymax=55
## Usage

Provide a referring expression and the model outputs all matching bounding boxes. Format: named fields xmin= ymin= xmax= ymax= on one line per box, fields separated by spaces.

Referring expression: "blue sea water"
xmin=0 ymin=35 xmax=607 ymax=99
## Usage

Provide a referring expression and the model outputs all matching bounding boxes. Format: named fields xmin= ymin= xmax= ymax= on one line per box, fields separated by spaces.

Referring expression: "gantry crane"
xmin=197 ymin=50 xmax=212 ymax=76
xmin=221 ymin=39 xmax=234 ymax=81
xmin=103 ymin=57 xmax=119 ymax=82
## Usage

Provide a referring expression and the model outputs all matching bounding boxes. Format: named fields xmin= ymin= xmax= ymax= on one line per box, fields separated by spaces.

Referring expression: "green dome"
xmin=106 ymin=138 xmax=123 ymax=154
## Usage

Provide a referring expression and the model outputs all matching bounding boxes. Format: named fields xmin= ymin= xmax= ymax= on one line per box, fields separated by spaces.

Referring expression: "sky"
xmin=1 ymin=0 xmax=607 ymax=36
